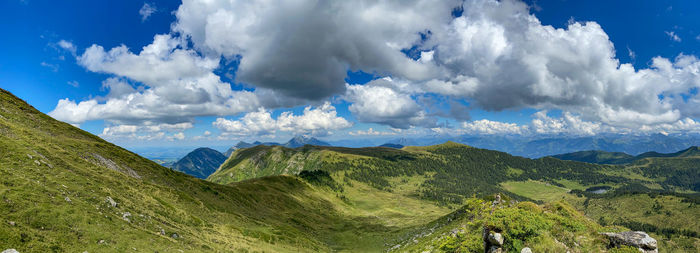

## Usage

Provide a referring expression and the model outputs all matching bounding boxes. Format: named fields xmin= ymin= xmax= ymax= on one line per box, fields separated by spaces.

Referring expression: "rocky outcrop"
xmin=84 ymin=153 xmax=141 ymax=179
xmin=483 ymin=227 xmax=504 ymax=253
xmin=488 ymin=232 xmax=504 ymax=246
xmin=603 ymin=231 xmax=658 ymax=253
xmin=105 ymin=196 xmax=118 ymax=208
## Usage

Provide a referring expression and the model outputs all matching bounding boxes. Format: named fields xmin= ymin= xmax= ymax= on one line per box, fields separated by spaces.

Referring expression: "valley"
xmin=1 ymin=88 xmax=699 ymax=252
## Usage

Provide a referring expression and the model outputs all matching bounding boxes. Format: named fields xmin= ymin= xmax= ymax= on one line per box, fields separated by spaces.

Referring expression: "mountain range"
xmin=172 ymin=136 xmax=331 ymax=179
xmin=370 ymin=134 xmax=700 ymax=158
xmin=222 ymin=136 xmax=331 ymax=157
xmin=1 ymin=88 xmax=698 ymax=252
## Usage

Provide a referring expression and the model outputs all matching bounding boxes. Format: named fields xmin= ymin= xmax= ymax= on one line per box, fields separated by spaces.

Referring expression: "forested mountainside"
xmin=211 ymin=143 xmax=646 ymax=204
xmin=211 ymin=141 xmax=700 ymax=251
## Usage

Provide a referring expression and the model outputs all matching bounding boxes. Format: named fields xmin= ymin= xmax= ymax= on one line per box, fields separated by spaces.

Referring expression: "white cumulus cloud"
xmin=100 ymin=122 xmax=193 ymax=141
xmin=213 ymin=102 xmax=352 ymax=137
xmin=50 ymin=34 xmax=301 ymax=126
xmin=344 ymin=78 xmax=435 ymax=129
xmin=57 ymin=40 xmax=77 ymax=55
xmin=173 ymin=0 xmax=457 ymax=100
xmin=50 ymin=0 xmax=700 ymax=137
xmin=417 ymin=0 xmax=700 ymax=129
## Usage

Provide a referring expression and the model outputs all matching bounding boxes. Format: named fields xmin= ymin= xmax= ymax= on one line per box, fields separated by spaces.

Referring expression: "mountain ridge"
xmin=221 ymin=136 xmax=330 ymax=157
xmin=552 ymin=145 xmax=700 ymax=164
xmin=171 ymin=147 xmax=227 ymax=179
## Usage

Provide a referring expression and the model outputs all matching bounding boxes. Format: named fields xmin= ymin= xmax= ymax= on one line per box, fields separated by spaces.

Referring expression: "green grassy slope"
xmin=210 ymin=141 xmax=627 ymax=204
xmin=0 ymin=88 xmax=453 ymax=252
xmin=211 ymin=137 xmax=700 ymax=251
xmin=502 ymin=180 xmax=700 ymax=252
xmin=3 ymin=87 xmax=698 ymax=252
xmin=211 ymin=145 xmax=326 ymax=184
xmin=393 ymin=199 xmax=610 ymax=252
xmin=552 ymin=147 xmax=700 ymax=192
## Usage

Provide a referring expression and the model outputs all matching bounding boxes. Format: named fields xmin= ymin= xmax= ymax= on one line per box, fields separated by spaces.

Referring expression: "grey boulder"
xmin=603 ymin=231 xmax=657 ymax=253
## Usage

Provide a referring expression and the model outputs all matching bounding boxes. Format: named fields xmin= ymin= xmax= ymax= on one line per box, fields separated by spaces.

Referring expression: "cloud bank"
xmin=50 ymin=0 xmax=700 ymax=139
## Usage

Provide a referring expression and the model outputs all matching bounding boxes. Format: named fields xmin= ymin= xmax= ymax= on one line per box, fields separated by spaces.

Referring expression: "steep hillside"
xmin=211 ymin=145 xmax=326 ymax=184
xmin=171 ymin=147 xmax=227 ymax=179
xmin=0 ymin=88 xmax=455 ymax=252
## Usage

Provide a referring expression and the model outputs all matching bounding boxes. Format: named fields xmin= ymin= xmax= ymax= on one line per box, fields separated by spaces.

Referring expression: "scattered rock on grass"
xmin=105 ymin=197 xmax=117 ymax=208
xmin=122 ymin=212 xmax=131 ymax=222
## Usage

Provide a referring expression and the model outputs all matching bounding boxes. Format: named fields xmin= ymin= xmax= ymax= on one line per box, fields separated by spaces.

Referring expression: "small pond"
xmin=585 ymin=186 xmax=612 ymax=194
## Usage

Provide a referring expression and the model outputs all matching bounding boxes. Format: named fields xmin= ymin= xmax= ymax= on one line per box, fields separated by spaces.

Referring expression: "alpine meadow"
xmin=2 ymin=0 xmax=700 ymax=252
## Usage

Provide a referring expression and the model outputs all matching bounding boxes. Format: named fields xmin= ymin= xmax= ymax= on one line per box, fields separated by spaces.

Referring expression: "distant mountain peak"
xmin=284 ymin=135 xmax=330 ymax=148
xmin=172 ymin=147 xmax=227 ymax=179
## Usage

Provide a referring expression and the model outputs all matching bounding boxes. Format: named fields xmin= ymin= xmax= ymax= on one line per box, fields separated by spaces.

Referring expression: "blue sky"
xmin=1 ymin=0 xmax=700 ymax=148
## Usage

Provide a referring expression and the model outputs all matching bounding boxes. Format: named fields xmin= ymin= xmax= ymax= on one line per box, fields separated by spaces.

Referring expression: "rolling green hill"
xmin=211 ymin=142 xmax=629 ymax=204
xmin=211 ymin=137 xmax=700 ymax=251
xmin=552 ymin=147 xmax=700 ymax=192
